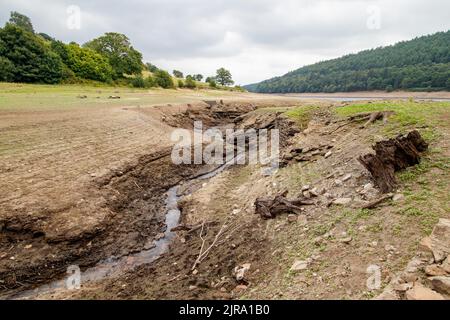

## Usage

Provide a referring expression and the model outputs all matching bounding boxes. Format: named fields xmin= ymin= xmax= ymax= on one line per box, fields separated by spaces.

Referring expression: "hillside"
xmin=245 ymin=31 xmax=450 ymax=93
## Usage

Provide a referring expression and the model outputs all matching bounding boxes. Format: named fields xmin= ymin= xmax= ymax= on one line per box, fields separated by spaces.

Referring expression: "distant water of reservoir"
xmin=275 ymin=94 xmax=450 ymax=102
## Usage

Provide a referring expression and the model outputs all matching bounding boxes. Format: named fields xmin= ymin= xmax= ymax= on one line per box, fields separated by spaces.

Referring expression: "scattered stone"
xmin=392 ymin=194 xmax=405 ymax=202
xmin=405 ymin=257 xmax=425 ymax=273
xmin=310 ymin=188 xmax=320 ymax=197
xmin=302 ymin=191 xmax=311 ymax=198
xmin=442 ymin=256 xmax=450 ymax=273
xmin=425 ymin=265 xmax=447 ymax=277
xmin=301 ymin=185 xmax=311 ymax=192
xmin=192 ymin=269 xmax=198 ymax=275
xmin=287 ymin=214 xmax=297 ymax=223
xmin=385 ymin=245 xmax=396 ymax=252
xmin=297 ymin=215 xmax=308 ymax=226
xmin=189 ymin=285 xmax=198 ymax=291
xmin=332 ymin=198 xmax=352 ymax=205
xmin=234 ymin=263 xmax=251 ymax=281
xmin=364 ymin=183 xmax=374 ymax=190
xmin=24 ymin=244 xmax=32 ymax=249
xmin=418 ymin=236 xmax=433 ymax=254
xmin=393 ymin=283 xmax=413 ymax=292
xmin=155 ymin=233 xmax=165 ymax=241
xmin=405 ymin=283 xmax=445 ymax=300
xmin=334 ymin=179 xmax=343 ymax=186
xmin=430 ymin=219 xmax=450 ymax=262
xmin=108 ymin=96 xmax=121 ymax=99
xmin=342 ymin=174 xmax=352 ymax=182
xmin=339 ymin=237 xmax=353 ymax=244
xmin=234 ymin=285 xmax=248 ymax=292
xmin=290 ymin=260 xmax=308 ymax=272
xmin=324 ymin=193 xmax=333 ymax=199
xmin=370 ymin=241 xmax=378 ymax=247
xmin=324 ymin=151 xmax=332 ymax=158
xmin=428 ymin=276 xmax=450 ymax=295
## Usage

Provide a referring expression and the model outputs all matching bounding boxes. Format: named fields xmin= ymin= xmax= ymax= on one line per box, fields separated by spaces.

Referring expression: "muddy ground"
xmin=1 ymin=95 xmax=449 ymax=300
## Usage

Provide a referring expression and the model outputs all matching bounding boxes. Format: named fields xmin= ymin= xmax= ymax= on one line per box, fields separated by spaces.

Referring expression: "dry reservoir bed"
xmin=0 ymin=85 xmax=449 ymax=300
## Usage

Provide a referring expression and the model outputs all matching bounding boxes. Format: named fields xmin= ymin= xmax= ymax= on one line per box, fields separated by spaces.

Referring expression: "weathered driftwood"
xmin=361 ymin=194 xmax=394 ymax=209
xmin=330 ymin=111 xmax=395 ymax=134
xmin=254 ymin=191 xmax=314 ymax=219
xmin=358 ymin=130 xmax=428 ymax=193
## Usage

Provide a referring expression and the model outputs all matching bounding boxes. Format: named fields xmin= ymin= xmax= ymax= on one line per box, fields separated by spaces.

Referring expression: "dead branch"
xmin=329 ymin=111 xmax=395 ymax=134
xmin=361 ymin=193 xmax=394 ymax=209
xmin=192 ymin=220 xmax=228 ymax=270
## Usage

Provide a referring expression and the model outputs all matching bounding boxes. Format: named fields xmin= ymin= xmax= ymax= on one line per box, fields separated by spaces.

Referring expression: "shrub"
xmin=131 ymin=76 xmax=146 ymax=88
xmin=178 ymin=79 xmax=185 ymax=88
xmin=154 ymin=70 xmax=174 ymax=88
xmin=185 ymin=76 xmax=196 ymax=89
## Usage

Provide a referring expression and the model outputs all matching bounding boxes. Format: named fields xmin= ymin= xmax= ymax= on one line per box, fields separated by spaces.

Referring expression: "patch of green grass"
xmin=284 ymin=105 xmax=320 ymax=129
xmin=335 ymin=101 xmax=450 ymax=140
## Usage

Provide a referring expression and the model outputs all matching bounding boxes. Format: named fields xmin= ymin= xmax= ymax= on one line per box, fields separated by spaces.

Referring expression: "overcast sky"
xmin=1 ymin=0 xmax=449 ymax=84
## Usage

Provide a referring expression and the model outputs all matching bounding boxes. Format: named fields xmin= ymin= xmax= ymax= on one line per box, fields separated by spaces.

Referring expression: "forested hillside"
xmin=245 ymin=31 xmax=450 ymax=93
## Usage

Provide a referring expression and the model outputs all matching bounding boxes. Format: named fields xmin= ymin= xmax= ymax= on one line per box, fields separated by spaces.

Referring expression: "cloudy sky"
xmin=1 ymin=0 xmax=449 ymax=84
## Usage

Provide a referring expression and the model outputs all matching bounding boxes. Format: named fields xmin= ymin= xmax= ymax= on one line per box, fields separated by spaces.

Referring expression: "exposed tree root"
xmin=329 ymin=111 xmax=395 ymax=134
xmin=358 ymin=130 xmax=428 ymax=193
xmin=254 ymin=191 xmax=314 ymax=219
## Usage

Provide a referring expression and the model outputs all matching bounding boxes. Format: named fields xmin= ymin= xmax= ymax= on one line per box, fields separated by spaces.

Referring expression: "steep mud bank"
xmin=1 ymin=101 xmax=297 ymax=297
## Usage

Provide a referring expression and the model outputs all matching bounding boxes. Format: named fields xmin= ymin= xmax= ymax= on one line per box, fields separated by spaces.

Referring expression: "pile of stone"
xmin=377 ymin=219 xmax=450 ymax=300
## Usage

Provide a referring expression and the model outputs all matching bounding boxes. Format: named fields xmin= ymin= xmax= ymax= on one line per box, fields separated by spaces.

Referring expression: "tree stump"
xmin=358 ymin=130 xmax=428 ymax=193
xmin=254 ymin=191 xmax=314 ymax=219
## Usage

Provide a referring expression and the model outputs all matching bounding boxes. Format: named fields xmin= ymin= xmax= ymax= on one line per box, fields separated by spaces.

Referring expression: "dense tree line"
xmin=246 ymin=31 xmax=450 ymax=93
xmin=0 ymin=11 xmax=237 ymax=90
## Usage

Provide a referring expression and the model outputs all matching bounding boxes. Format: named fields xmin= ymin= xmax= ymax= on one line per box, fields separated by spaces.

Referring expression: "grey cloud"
xmin=1 ymin=0 xmax=449 ymax=84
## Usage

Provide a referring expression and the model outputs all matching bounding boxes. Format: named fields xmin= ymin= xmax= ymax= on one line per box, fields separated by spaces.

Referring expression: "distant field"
xmin=0 ymin=82 xmax=253 ymax=112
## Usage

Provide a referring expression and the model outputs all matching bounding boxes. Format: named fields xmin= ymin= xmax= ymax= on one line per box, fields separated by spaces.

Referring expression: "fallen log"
xmin=254 ymin=191 xmax=314 ymax=219
xmin=358 ymin=130 xmax=428 ymax=193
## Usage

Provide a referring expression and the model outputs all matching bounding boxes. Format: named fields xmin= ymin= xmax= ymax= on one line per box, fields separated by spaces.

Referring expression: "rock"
xmin=430 ymin=219 xmax=450 ymax=262
xmin=24 ymin=244 xmax=32 ymax=249
xmin=428 ymin=276 xmax=450 ymax=295
xmin=324 ymin=151 xmax=332 ymax=158
xmin=405 ymin=283 xmax=445 ymax=300
xmin=418 ymin=237 xmax=433 ymax=254
xmin=310 ymin=188 xmax=320 ymax=197
xmin=234 ymin=263 xmax=251 ymax=281
xmin=155 ymin=233 xmax=165 ymax=241
xmin=332 ymin=198 xmax=352 ymax=205
xmin=303 ymin=191 xmax=311 ymax=198
xmin=192 ymin=269 xmax=198 ymax=275
xmin=393 ymin=283 xmax=413 ymax=292
xmin=342 ymin=174 xmax=352 ymax=182
xmin=287 ymin=214 xmax=297 ymax=223
xmin=234 ymin=285 xmax=248 ymax=292
xmin=290 ymin=260 xmax=308 ymax=272
xmin=334 ymin=179 xmax=343 ymax=186
xmin=189 ymin=285 xmax=198 ymax=291
xmin=301 ymin=185 xmax=311 ymax=192
xmin=324 ymin=193 xmax=333 ymax=199
xmin=392 ymin=194 xmax=404 ymax=202
xmin=400 ymin=273 xmax=418 ymax=284
xmin=442 ymin=256 xmax=450 ymax=273
xmin=385 ymin=245 xmax=396 ymax=252
xmin=405 ymin=257 xmax=425 ymax=273
xmin=424 ymin=265 xmax=447 ymax=277
xmin=339 ymin=237 xmax=353 ymax=244
xmin=364 ymin=183 xmax=374 ymax=190
xmin=297 ymin=215 xmax=308 ymax=226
